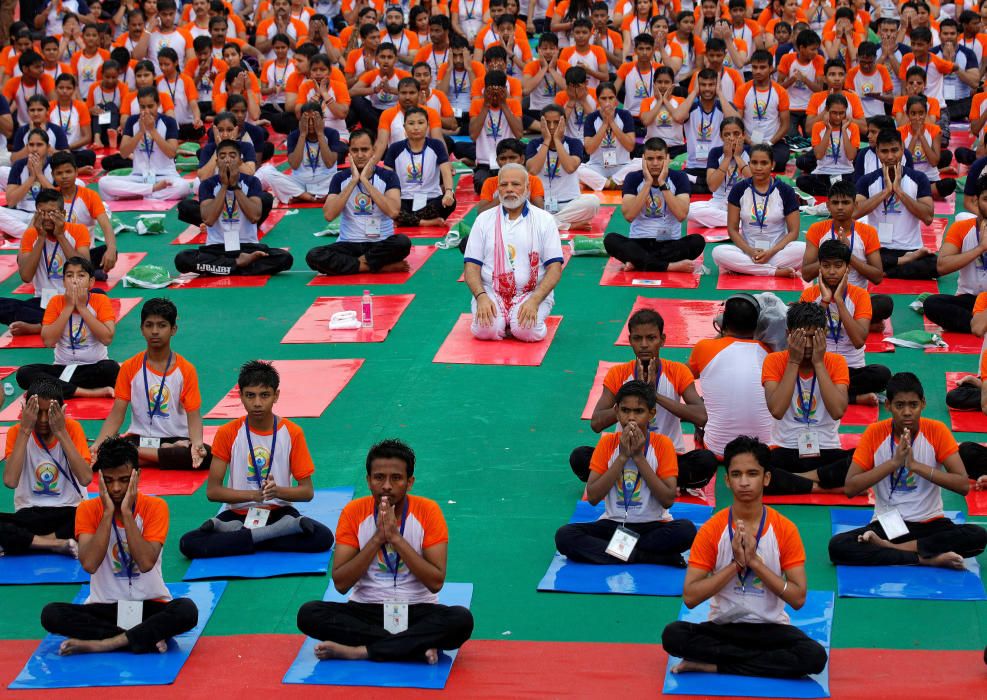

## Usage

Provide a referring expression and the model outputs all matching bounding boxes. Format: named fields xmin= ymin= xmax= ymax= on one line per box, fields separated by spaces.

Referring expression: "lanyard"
xmin=56 ymin=104 xmax=71 ymax=131
xmin=65 ymin=192 xmax=78 ymax=223
xmin=620 ymin=434 xmax=651 ymax=518
xmin=888 ymin=430 xmax=916 ymax=496
xmin=452 ymin=69 xmax=468 ymax=95
xmin=68 ymin=306 xmax=86 ymax=351
xmin=754 ymin=84 xmax=773 ymax=119
xmin=825 ymin=293 xmax=845 ymax=343
xmin=487 ymin=109 xmax=503 ymax=138
xmin=830 ymin=221 xmax=854 ymax=251
xmin=406 ymin=144 xmax=425 ymax=182
xmin=727 ymin=506 xmax=767 ymax=592
xmin=751 ymin=180 xmax=774 ymax=228
xmin=43 ymin=240 xmax=61 ymax=276
xmin=375 ymin=498 xmax=410 ymax=586
xmin=244 ymin=416 xmax=278 ymax=489
xmin=464 ymin=0 xmax=478 ymax=18
xmin=431 ymin=49 xmax=448 ymax=75
xmin=636 ymin=66 xmax=653 ymax=98
xmin=698 ymin=102 xmax=714 ymax=139
xmin=305 ymin=139 xmax=321 ymax=172
xmin=223 ymin=189 xmax=239 ymax=224
xmin=162 ymin=76 xmax=178 ymax=103
xmin=647 ymin=186 xmax=666 ymax=217
xmin=795 ymin=372 xmax=817 ymax=425
xmin=141 ymin=352 xmax=172 ymax=422
xmin=546 ymin=149 xmax=560 ymax=180
xmin=275 ymin=61 xmax=289 ymax=87
xmin=112 ymin=517 xmax=134 ymax=586
xmin=881 ymin=173 xmax=897 ymax=214
xmin=633 ymin=360 xmax=663 ymax=389
xmin=36 ymin=431 xmax=82 ymax=497
xmin=829 ymin=128 xmax=842 ymax=164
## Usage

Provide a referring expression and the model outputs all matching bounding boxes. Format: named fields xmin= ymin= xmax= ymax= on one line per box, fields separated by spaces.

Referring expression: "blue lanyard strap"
xmin=829 ymin=128 xmax=841 ymax=164
xmin=795 ymin=372 xmax=817 ymax=425
xmin=830 ymin=221 xmax=854 ymax=251
xmin=67 ymin=298 xmax=88 ymax=350
xmin=888 ymin=430 xmax=916 ymax=496
xmin=754 ymin=84 xmax=773 ymax=119
xmin=42 ymin=240 xmax=61 ymax=276
xmin=244 ymin=416 xmax=278 ymax=489
xmin=375 ymin=498 xmax=410 ymax=586
xmin=546 ymin=149 xmax=559 ymax=180
xmin=406 ymin=145 xmax=425 ymax=182
xmin=620 ymin=433 xmax=652 ymax=515
xmin=36 ymin=431 xmax=82 ymax=497
xmin=142 ymin=352 xmax=172 ymax=422
xmin=487 ymin=109 xmax=503 ymax=138
xmin=453 ymin=70 xmax=468 ymax=95
xmin=727 ymin=506 xmax=767 ymax=590
xmin=111 ymin=511 xmax=134 ymax=585
xmin=752 ymin=180 xmax=775 ymax=228
xmin=305 ymin=139 xmax=321 ymax=171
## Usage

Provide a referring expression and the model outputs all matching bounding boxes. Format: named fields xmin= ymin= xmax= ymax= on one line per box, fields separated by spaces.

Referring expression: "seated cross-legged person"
xmin=16 ymin=257 xmax=119 ymax=399
xmin=0 ymin=128 xmax=56 ymax=240
xmin=795 ymin=94 xmax=859 ymax=197
xmin=571 ymin=309 xmax=717 ymax=491
xmin=801 ymin=240 xmax=891 ymax=405
xmin=555 ymin=381 xmax=698 ymax=566
xmin=580 ymin=81 xmax=641 ymax=191
xmin=0 ymin=379 xmax=92 ymax=559
xmin=463 ymin=163 xmax=564 ymax=342
xmin=179 ymin=361 xmax=334 ymax=560
xmin=829 ymin=372 xmax=987 ymax=568
xmin=661 ymin=435 xmax=829 ymax=680
xmin=604 ymin=136 xmax=704 ymax=273
xmin=855 ymin=128 xmax=937 ymax=280
xmin=91 ymin=298 xmax=211 ymax=471
xmin=296 ymin=439 xmax=474 ymax=665
xmin=762 ymin=302 xmax=854 ymax=495
xmin=382 ymin=107 xmax=457 ymax=228
xmin=40 ymin=438 xmax=199 ymax=655
xmin=307 ymin=129 xmax=410 ymax=277
xmin=688 ymin=117 xmax=751 ymax=229
xmin=97 ymin=88 xmax=190 ymax=202
xmin=713 ymin=144 xmax=806 ymax=278
xmin=174 ymin=140 xmax=294 ymax=278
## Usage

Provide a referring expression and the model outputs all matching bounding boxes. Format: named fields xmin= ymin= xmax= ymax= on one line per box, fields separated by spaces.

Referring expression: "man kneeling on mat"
xmin=297 ymin=439 xmax=474 ymax=664
xmin=661 ymin=435 xmax=828 ymax=679
xmin=40 ymin=437 xmax=199 ymax=655
xmin=556 ymin=381 xmax=698 ymax=566
xmin=829 ymin=372 xmax=987 ymax=569
xmin=179 ymin=361 xmax=334 ymax=559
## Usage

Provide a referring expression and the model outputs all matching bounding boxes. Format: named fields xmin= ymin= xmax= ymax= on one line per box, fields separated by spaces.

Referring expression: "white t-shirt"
xmin=598 ymin=433 xmax=677 ymax=524
xmin=622 ymin=169 xmax=691 ymax=240
xmin=585 ymin=110 xmax=635 ymax=167
xmin=11 ymin=423 xmax=87 ymax=510
xmin=328 ymin=166 xmax=402 ymax=243
xmin=525 ymin=136 xmax=584 ymax=203
xmin=857 ymin=167 xmax=932 ymax=250
xmin=50 ymin=293 xmax=112 ymax=366
xmin=763 ymin=352 xmax=847 ymax=450
xmin=117 ymin=351 xmax=199 ymax=439
xmin=200 ymin=174 xmax=264 ymax=247
xmin=383 ymin=137 xmax=449 ymax=199
xmin=122 ymin=114 xmax=180 ymax=177
xmin=727 ymin=178 xmax=800 ymax=248
xmin=685 ymin=101 xmax=725 ymax=169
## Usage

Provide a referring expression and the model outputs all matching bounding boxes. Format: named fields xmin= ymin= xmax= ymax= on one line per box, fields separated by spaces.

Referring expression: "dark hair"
xmin=157 ymin=46 xmax=179 ymax=63
xmin=834 ymin=6 xmax=854 ymax=21
xmin=25 ymin=376 xmax=64 ymax=404
xmin=134 ymin=59 xmax=155 ymax=75
xmin=905 ymin=95 xmax=928 ymax=113
xmin=93 ymin=436 xmax=140 ymax=472
xmin=193 ymin=35 xmax=212 ymax=52
xmin=216 ymin=138 xmax=241 ymax=154
xmin=904 ymin=65 xmax=927 ymax=82
xmin=361 ymin=22 xmax=381 ymax=39
xmin=564 ymin=65 xmax=587 ymax=85
xmin=140 ymin=297 xmax=177 ymax=326
xmin=786 ymin=300 xmax=827 ymax=330
xmin=102 ymin=59 xmax=121 ymax=75
xmin=366 ymin=438 xmax=416 ymax=477
xmin=886 ymin=371 xmax=924 ymax=401
xmin=209 ymin=14 xmax=227 ymax=28
xmin=397 ymin=76 xmax=420 ymax=91
xmin=696 ymin=68 xmax=718 ymax=83
xmin=63 ymin=255 xmax=95 ymax=277
xmin=213 ymin=111 xmax=237 ymax=128
xmin=137 ymin=85 xmax=160 ymax=103
xmin=723 ymin=435 xmax=770 ymax=472
xmin=876 ymin=128 xmax=902 ymax=147
xmin=309 ymin=54 xmax=331 ymax=69
xmin=795 ymin=29 xmax=820 ymax=47
xmin=26 ymin=127 xmax=50 ymax=145
xmin=704 ymin=38 xmax=725 ymax=53
xmin=857 ymin=40 xmax=877 ymax=57
xmin=294 ymin=42 xmax=319 ymax=59
xmin=818 ymin=239 xmax=852 ymax=263
xmin=55 ymin=72 xmax=77 ymax=86
xmin=655 ymin=65 xmax=675 ymax=80
xmin=720 ymin=116 xmax=745 ymax=134
xmin=825 ymin=93 xmax=848 ymax=110
xmin=722 ymin=294 xmax=759 ymax=334
xmin=157 ymin=0 xmax=177 ymax=11
xmin=824 ymin=58 xmax=846 ymax=74
xmin=18 ymin=50 xmax=42 ymax=69
xmin=403 ymin=106 xmax=428 ymax=122
xmin=429 ymin=13 xmax=451 ymax=30
xmin=377 ymin=42 xmax=398 ymax=56
xmin=643 ymin=136 xmax=668 ymax=153
xmin=866 ymin=114 xmax=895 ymax=130
xmin=34 ymin=188 xmax=63 ymax=206
xmin=572 ymin=16 xmax=592 ymax=30
xmin=750 ymin=49 xmax=773 ymax=65
xmin=411 ymin=61 xmax=431 ymax=76
xmin=349 ymin=128 xmax=374 ymax=146
xmin=26 ymin=94 xmax=48 ymax=110
xmin=596 ymin=81 xmax=617 ymax=98
xmin=910 ymin=26 xmax=933 ymax=43
xmin=271 ymin=32 xmax=292 ymax=46
xmin=614 ymin=379 xmax=657 ymax=409
xmin=827 ymin=178 xmax=856 ymax=200
xmin=750 ymin=142 xmax=773 ymax=159
xmin=976 ymin=174 xmax=987 ymax=197
xmin=50 ymin=151 xmax=78 ymax=170
xmin=634 ymin=32 xmax=655 ymax=47
xmin=496 ymin=137 xmax=525 ymax=157
xmin=238 ymin=360 xmax=279 ymax=390
xmin=627 ymin=308 xmax=664 ymax=334
xmin=939 ymin=18 xmax=958 ymax=31
xmin=450 ymin=35 xmax=471 ymax=50
xmin=299 ymin=100 xmax=323 ymax=117
xmin=498 ymin=12 xmax=520 ymax=27
xmin=484 ymin=45 xmax=508 ymax=62
xmin=541 ymin=104 xmax=564 ymax=118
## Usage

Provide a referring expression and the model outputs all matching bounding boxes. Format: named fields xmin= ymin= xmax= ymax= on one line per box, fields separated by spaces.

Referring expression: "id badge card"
xmin=877 ymin=507 xmax=909 ymax=540
xmin=117 ymin=600 xmax=143 ymax=630
xmin=798 ymin=429 xmax=821 ymax=458
xmin=223 ymin=224 xmax=240 ymax=252
xmin=98 ymin=111 xmax=112 ymax=125
xmin=545 ymin=195 xmax=559 ymax=213
xmin=144 ymin=172 xmax=157 ymax=186
xmin=383 ymin=602 xmax=409 ymax=634
xmin=878 ymin=222 xmax=894 ymax=245
xmin=753 ymin=238 xmax=772 ymax=251
xmin=412 ymin=193 xmax=427 ymax=211
xmin=244 ymin=507 xmax=270 ymax=529
xmin=943 ymin=79 xmax=957 ymax=101
xmin=366 ymin=217 xmax=381 ymax=239
xmin=40 ymin=288 xmax=57 ymax=309
xmin=752 ymin=126 xmax=769 ymax=144
xmin=139 ymin=436 xmax=161 ymax=449
xmin=602 ymin=148 xmax=617 ymax=167
xmin=452 ymin=107 xmax=463 ymax=118
xmin=605 ymin=525 xmax=640 ymax=561
xmin=829 ymin=174 xmax=842 ymax=185
xmin=695 ymin=141 xmax=711 ymax=160
xmin=58 ymin=364 xmax=78 ymax=383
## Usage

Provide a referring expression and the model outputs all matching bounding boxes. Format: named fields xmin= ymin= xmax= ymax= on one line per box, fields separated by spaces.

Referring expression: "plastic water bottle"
xmin=2 ymin=382 xmax=12 ymax=397
xmin=361 ymin=290 xmax=373 ymax=328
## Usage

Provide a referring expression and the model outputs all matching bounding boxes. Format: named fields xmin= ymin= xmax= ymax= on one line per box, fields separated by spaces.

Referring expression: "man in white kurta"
xmin=463 ymin=163 xmax=564 ymax=342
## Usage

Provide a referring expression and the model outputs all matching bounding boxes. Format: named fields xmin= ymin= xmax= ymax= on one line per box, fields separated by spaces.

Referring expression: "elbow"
xmin=2 ymin=473 xmax=17 ymax=489
xmin=956 ymin=479 xmax=972 ymax=496
xmin=82 ymin=561 xmax=100 ymax=575
xmin=425 ymin=579 xmax=444 ymax=594
xmin=788 ymin=589 xmax=807 ymax=610
xmin=204 ymin=484 xmax=220 ymax=502
xmin=681 ymin=590 xmax=701 ymax=609
xmin=768 ymin=406 xmax=786 ymax=420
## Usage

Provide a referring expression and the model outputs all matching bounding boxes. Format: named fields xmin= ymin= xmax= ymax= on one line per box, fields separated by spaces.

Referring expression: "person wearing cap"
xmin=468 ymin=70 xmax=524 ymax=195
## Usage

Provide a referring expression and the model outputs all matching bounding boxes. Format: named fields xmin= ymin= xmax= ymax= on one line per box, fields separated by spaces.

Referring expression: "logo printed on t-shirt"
xmin=146 ymin=383 xmax=172 ymax=417
xmin=248 ymin=445 xmax=272 ymax=483
xmin=620 ymin=468 xmax=643 ymax=507
xmin=33 ymin=462 xmax=60 ymax=496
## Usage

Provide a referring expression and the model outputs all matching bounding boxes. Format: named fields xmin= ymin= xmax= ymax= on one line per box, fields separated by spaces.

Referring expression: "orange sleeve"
xmin=139 ymin=496 xmax=169 ymax=544
xmin=805 ymin=220 xmax=826 ymax=247
xmin=589 ymin=433 xmax=620 ymax=475
xmin=944 ymin=218 xmax=976 ymax=249
xmin=330 ymin=76 xmax=351 ymax=104
xmin=345 ymin=50 xmax=360 ymax=74
xmin=182 ymin=74 xmax=198 ymax=101
xmin=4 ymin=424 xmax=20 ymax=459
xmin=286 ymin=421 xmax=315 ymax=481
xmin=75 ymin=100 xmax=91 ymax=126
xmin=806 ymin=92 xmax=823 ymax=114
xmin=71 ymin=223 xmax=91 ymax=249
xmin=80 ymin=189 xmax=104 ymax=217
xmin=616 ymin=62 xmax=634 ymax=79
xmin=427 ymin=107 xmax=441 ymax=128
xmin=93 ymin=292 xmax=115 ymax=324
xmin=853 ymin=422 xmax=891 ymax=471
xmin=849 ymin=286 xmax=872 ymax=320
xmin=825 ymin=353 xmax=849 ymax=386
xmin=848 ymin=93 xmax=863 ymax=119
xmin=925 ymin=419 xmax=959 ymax=462
xmin=529 ymin=175 xmax=544 ymax=198
xmin=760 ymin=351 xmax=787 ymax=384
xmin=177 ymin=356 xmax=202 ymax=412
xmin=733 ymin=82 xmax=749 ymax=111
xmin=849 ymin=123 xmax=860 ymax=147
xmin=42 ymin=296 xmax=66 ymax=325
xmin=468 ymin=97 xmax=482 ymax=117
xmin=19 ymin=228 xmax=38 ymax=254
xmin=687 ymin=511 xmax=727 ymax=571
xmin=210 ymin=419 xmax=240 ymax=463
xmin=67 ymin=419 xmax=91 ymax=462
xmin=334 ymin=498 xmax=370 ymax=548
xmin=41 ymin=75 xmax=55 ymax=93
xmin=857 ymin=223 xmax=880 ymax=254
xmin=931 ymin=54 xmax=955 ymax=75
xmin=879 ymin=65 xmax=892 ymax=91
xmin=654 ymin=434 xmax=678 ymax=479
xmin=479 ymin=175 xmax=497 ymax=201
xmin=774 ymin=511 xmax=806 ymax=570
xmin=1 ymin=78 xmax=18 ymax=101
xmin=973 ymin=291 xmax=987 ymax=316
xmin=419 ymin=498 xmax=449 ymax=548
xmin=508 ymin=98 xmax=522 ymax=116
xmin=379 ymin=107 xmax=396 ymax=131
xmin=810 ymin=120 xmax=825 ymax=146
xmin=559 ymin=47 xmax=575 ymax=63
xmin=666 ymin=359 xmax=695 ymax=397
xmin=689 ymin=338 xmax=726 ymax=377
xmin=75 ymin=498 xmax=103 ymax=537
xmin=603 ymin=362 xmax=633 ymax=395
xmin=114 ymin=354 xmax=140 ymax=401
xmin=777 ymin=53 xmax=793 ymax=75
xmin=775 ymin=83 xmax=789 ymax=110
xmin=800 ymin=285 xmax=820 ymax=303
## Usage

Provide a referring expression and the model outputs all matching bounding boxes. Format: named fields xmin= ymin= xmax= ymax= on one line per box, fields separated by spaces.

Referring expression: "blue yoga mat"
xmin=10 ymin=580 xmax=226 ymax=690
xmin=662 ymin=590 xmax=834 ymax=699
xmin=283 ymin=582 xmax=473 ymax=689
xmin=182 ymin=487 xmax=353 ymax=581
xmin=830 ymin=508 xmax=986 ymax=601
xmin=536 ymin=501 xmax=713 ymax=596
xmin=0 ymin=552 xmax=89 ymax=585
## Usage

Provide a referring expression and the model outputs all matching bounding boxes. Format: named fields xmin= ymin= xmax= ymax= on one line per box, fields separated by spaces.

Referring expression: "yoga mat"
xmin=274 ymin=200 xmax=324 ymax=209
xmin=923 ymin=320 xmax=982 ymax=354
xmin=9 ymin=581 xmax=226 ymax=689
xmin=395 ymin=225 xmax=451 ymax=238
xmin=921 ymin=217 xmax=948 ymax=248
xmin=842 ymin=403 xmax=879 ymax=426
xmin=583 ymin=189 xmax=623 ymax=205
xmin=171 ymin=225 xmax=269 ymax=245
xmin=830 ymin=508 xmax=987 ymax=601
xmin=839 ymin=433 xmax=862 ymax=450
xmin=282 ymin=294 xmax=415 ymax=344
xmin=868 ymin=277 xmax=939 ymax=295
xmin=662 ymin=590 xmax=833 ymax=699
xmin=0 ymin=254 xmax=20 ymax=283
xmin=0 ymin=551 xmax=88 ymax=585
xmin=182 ymin=487 xmax=354 ymax=581
xmin=615 ymin=298 xmax=717 ymax=347
xmin=12 ymin=253 xmax=146 ymax=294
xmin=599 ymin=258 xmax=702 ymax=289
xmin=308 ymin=246 xmax=436 ymax=286
xmin=945 ymin=372 xmax=987 ymax=433
xmin=764 ymin=491 xmax=871 ymax=506
xmin=581 ymin=360 xmax=619 ymax=419
xmin=536 ymin=501 xmax=713 ymax=597
xmin=686 ymin=224 xmax=730 ymax=242
xmin=966 ymin=487 xmax=987 ymax=516
xmin=282 ymin=582 xmax=473 ymax=689
xmin=566 ymin=207 xmax=614 ymax=238
xmin=432 ymin=314 xmax=562 ymax=366
xmin=0 ymin=298 xmax=140 ymax=350
xmin=0 ymin=396 xmax=115 ymax=422
xmin=205 ymin=359 xmax=363 ymax=418
xmin=173 ymin=273 xmax=272 ymax=289
xmin=85 ymin=468 xmax=208 ymax=497
xmin=260 ymin=209 xmax=288 ymax=234
xmin=678 ymin=470 xmax=717 ymax=507
xmin=864 ymin=319 xmax=894 ymax=353
xmin=716 ymin=273 xmax=807 ymax=292
xmin=105 ymin=198 xmax=182 ymax=213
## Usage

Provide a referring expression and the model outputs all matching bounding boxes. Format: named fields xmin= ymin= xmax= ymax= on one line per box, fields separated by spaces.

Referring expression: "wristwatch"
xmin=658 ymin=184 xmax=669 ymax=191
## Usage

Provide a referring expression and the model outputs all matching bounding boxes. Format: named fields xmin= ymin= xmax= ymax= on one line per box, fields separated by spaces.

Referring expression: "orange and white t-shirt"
xmin=295 ymin=76 xmax=352 ymax=138
xmin=688 ymin=506 xmax=805 ymax=624
xmin=804 ymin=220 xmax=880 ymax=289
xmin=852 ymin=417 xmax=959 ymax=523
xmin=805 ymin=89 xmax=864 ymax=120
xmin=260 ymin=59 xmax=296 ymax=105
xmin=356 ymin=68 xmax=411 ymax=111
xmin=49 ymin=100 xmax=91 ymax=146
xmin=846 ymin=65 xmax=893 ymax=118
xmin=71 ymin=48 xmax=110 ymax=98
xmin=43 ymin=292 xmax=114 ymax=366
xmin=942 ymin=218 xmax=987 ymax=296
xmin=602 ymin=358 xmax=696 ymax=453
xmin=735 ymin=80 xmax=790 ymax=144
xmin=810 ymin=121 xmax=860 ymax=175
xmin=157 ymin=74 xmax=198 ymax=124
xmin=379 ymin=104 xmax=442 ymax=144
xmin=335 ymin=494 xmax=449 ymax=604
xmin=800 ymin=284 xmax=872 ymax=368
xmin=114 ymin=351 xmax=202 ymax=439
xmin=762 ymin=350 xmax=849 ymax=449
xmin=7 ymin=420 xmax=90 ymax=510
xmin=899 ymin=53 xmax=954 ymax=104
xmin=468 ymin=97 xmax=523 ymax=166
xmin=19 ymin=223 xmax=91 ymax=298
xmin=121 ymin=90 xmax=176 ymax=118
xmin=892 ymin=94 xmax=941 ymax=121
xmin=559 ymin=45 xmax=608 ymax=89
xmin=589 ymin=431 xmax=678 ymax=523
xmin=776 ymin=54 xmax=824 ymax=111
xmin=689 ymin=337 xmax=773 ymax=455
xmin=212 ymin=416 xmax=315 ymax=510
xmin=62 ymin=187 xmax=106 ymax=231
xmin=977 ymin=292 xmax=987 ymax=378
xmin=76 ymin=492 xmax=171 ymax=604
xmin=616 ymin=61 xmax=659 ymax=117
xmin=898 ymin=122 xmax=942 ymax=182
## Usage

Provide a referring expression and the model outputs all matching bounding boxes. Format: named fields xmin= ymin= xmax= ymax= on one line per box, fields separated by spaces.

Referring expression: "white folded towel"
xmin=329 ymin=310 xmax=361 ymax=330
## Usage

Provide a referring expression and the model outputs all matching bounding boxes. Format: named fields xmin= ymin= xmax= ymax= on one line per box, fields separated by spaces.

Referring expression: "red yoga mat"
xmin=273 ymin=200 xmax=324 ymax=209
xmin=0 ymin=298 xmax=140 ymax=349
xmin=308 ymin=245 xmax=436 ymax=286
xmin=582 ymin=189 xmax=623 ymax=205
xmin=173 ymin=273 xmax=272 ymax=289
xmin=763 ymin=491 xmax=872 ymax=506
xmin=12 ymin=252 xmax=146 ymax=295
xmin=171 ymin=221 xmax=277 ymax=245
xmin=966 ymin=487 xmax=987 ymax=516
xmin=395 ymin=225 xmax=451 ymax=238
xmin=842 ymin=403 xmax=879 ymax=426
xmin=204 ymin=359 xmax=363 ymax=419
xmin=868 ymin=277 xmax=939 ymax=295
xmin=946 ymin=372 xmax=987 ymax=433
xmin=615 ymin=298 xmax=718 ymax=348
xmin=924 ymin=319 xmax=982 ymax=354
xmin=840 ymin=432 xmax=863 ymax=450
xmin=0 ymin=255 xmax=19 ymax=283
xmin=716 ymin=272 xmax=807 ymax=292
xmin=599 ymin=258 xmax=702 ymax=289
xmin=105 ymin=198 xmax=181 ymax=213
xmin=281 ymin=294 xmax=415 ymax=344
xmin=0 ymin=396 xmax=115 ymax=422
xmin=686 ymin=224 xmax=729 ymax=242
xmin=581 ymin=361 xmax=619 ymax=419
xmin=432 ymin=314 xmax=562 ymax=366
xmin=86 ymin=467 xmax=208 ymax=496
xmin=864 ymin=319 xmax=894 ymax=353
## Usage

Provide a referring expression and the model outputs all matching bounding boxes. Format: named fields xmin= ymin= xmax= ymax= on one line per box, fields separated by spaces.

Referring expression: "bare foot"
xmin=55 ymin=539 xmax=78 ymax=558
xmin=293 ymin=192 xmax=317 ymax=202
xmin=424 ymin=648 xmax=439 ymax=665
xmin=156 ymin=640 xmax=168 ymax=653
xmin=775 ymin=267 xmax=796 ymax=278
xmin=379 ymin=261 xmax=411 ymax=273
xmin=73 ymin=387 xmax=116 ymax=398
xmin=898 ymin=247 xmax=931 ymax=265
xmin=418 ymin=218 xmax=446 ymax=227
xmin=152 ymin=180 xmax=171 ymax=192
xmin=858 ymin=529 xmax=886 ymax=547
xmin=236 ymin=250 xmax=269 ymax=268
xmin=622 ymin=262 xmax=636 ymax=271
xmin=313 ymin=641 xmax=369 ymax=661
xmin=59 ymin=637 xmax=121 ymax=655
xmin=667 ymin=260 xmax=695 ymax=273
xmin=854 ymin=393 xmax=879 ymax=406
xmin=671 ymin=660 xmax=717 ymax=674
xmin=976 ymin=475 xmax=987 ymax=491
xmin=919 ymin=551 xmax=966 ymax=569
xmin=568 ymin=222 xmax=592 ymax=230
xmin=9 ymin=321 xmax=39 ymax=336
